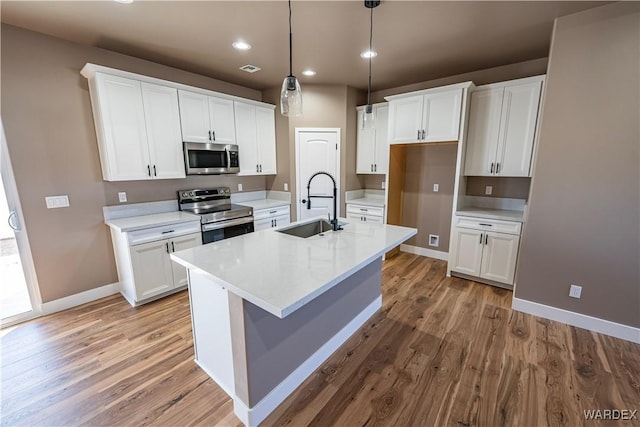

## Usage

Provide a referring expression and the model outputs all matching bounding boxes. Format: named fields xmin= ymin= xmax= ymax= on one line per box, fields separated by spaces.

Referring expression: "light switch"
xmin=433 ymin=184 xmax=439 ymax=192
xmin=45 ymin=195 xmax=70 ymax=209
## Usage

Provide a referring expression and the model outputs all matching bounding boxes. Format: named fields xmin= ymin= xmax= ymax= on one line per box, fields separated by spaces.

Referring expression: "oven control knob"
xmin=189 ymin=192 xmax=195 ymax=197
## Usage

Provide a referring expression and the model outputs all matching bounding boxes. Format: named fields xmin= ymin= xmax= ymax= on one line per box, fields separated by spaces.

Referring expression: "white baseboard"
xmin=41 ymin=282 xmax=120 ymax=316
xmin=233 ymin=295 xmax=383 ymax=427
xmin=512 ymin=297 xmax=640 ymax=344
xmin=400 ymin=244 xmax=449 ymax=261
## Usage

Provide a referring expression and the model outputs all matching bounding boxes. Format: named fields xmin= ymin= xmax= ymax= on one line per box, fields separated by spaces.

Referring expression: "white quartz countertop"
xmin=105 ymin=211 xmax=201 ymax=232
xmin=456 ymin=207 xmax=524 ymax=222
xmin=347 ymin=197 xmax=385 ymax=208
xmin=237 ymin=199 xmax=290 ymax=210
xmin=171 ymin=218 xmax=416 ymax=318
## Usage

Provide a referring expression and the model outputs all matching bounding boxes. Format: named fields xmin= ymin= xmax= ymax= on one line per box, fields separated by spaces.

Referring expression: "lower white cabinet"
xmin=346 ymin=204 xmax=384 ymax=223
xmin=449 ymin=216 xmax=521 ymax=286
xmin=110 ymin=221 xmax=202 ymax=306
xmin=254 ymin=205 xmax=290 ymax=231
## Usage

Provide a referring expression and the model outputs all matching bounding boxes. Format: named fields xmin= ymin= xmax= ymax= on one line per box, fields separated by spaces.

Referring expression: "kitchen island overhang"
xmin=171 ymin=218 xmax=416 ymax=426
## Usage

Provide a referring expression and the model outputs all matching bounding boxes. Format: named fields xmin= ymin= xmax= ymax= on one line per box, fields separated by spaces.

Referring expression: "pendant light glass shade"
xmin=362 ymin=104 xmax=375 ymax=129
xmin=281 ymin=76 xmax=302 ymax=117
xmin=280 ymin=0 xmax=302 ymax=117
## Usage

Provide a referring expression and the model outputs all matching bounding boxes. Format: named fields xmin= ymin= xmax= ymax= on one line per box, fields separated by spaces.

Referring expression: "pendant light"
xmin=362 ymin=0 xmax=380 ymax=129
xmin=280 ymin=0 xmax=302 ymax=117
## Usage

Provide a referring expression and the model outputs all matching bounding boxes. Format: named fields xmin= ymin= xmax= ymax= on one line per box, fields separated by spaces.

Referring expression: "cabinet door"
xmin=423 ymin=89 xmax=462 ymax=142
xmin=178 ymin=90 xmax=211 ymax=143
xmin=130 ymin=239 xmax=174 ymax=301
xmin=141 ymin=83 xmax=185 ymax=179
xmin=356 ymin=108 xmax=376 ymax=173
xmin=373 ymin=105 xmax=389 ymax=173
xmin=94 ymin=73 xmax=150 ymax=181
xmin=347 ymin=212 xmax=364 ymax=222
xmin=364 ymin=214 xmax=383 ymax=224
xmin=450 ymin=228 xmax=483 ymax=277
xmin=254 ymin=217 xmax=273 ymax=231
xmin=388 ymin=95 xmax=423 ymax=143
xmin=209 ymin=97 xmax=236 ymax=144
xmin=256 ymin=106 xmax=277 ymax=174
xmin=234 ymin=102 xmax=259 ymax=175
xmin=169 ymin=233 xmax=202 ymax=288
xmin=273 ymin=214 xmax=290 ymax=228
xmin=480 ymin=231 xmax=520 ymax=285
xmin=495 ymin=81 xmax=542 ymax=177
xmin=463 ymin=88 xmax=504 ymax=176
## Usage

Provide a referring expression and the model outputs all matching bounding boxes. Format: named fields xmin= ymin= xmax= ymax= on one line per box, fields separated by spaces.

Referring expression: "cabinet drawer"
xmin=253 ymin=205 xmax=290 ymax=220
xmin=346 ymin=204 xmax=384 ymax=218
xmin=127 ymin=221 xmax=201 ymax=245
xmin=455 ymin=216 xmax=521 ymax=235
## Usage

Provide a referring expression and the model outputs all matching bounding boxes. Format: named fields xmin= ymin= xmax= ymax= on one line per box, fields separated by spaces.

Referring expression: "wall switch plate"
xmin=569 ymin=284 xmax=582 ymax=298
xmin=118 ymin=192 xmax=127 ymax=203
xmin=381 ymin=181 xmax=386 ymax=189
xmin=45 ymin=195 xmax=70 ymax=209
xmin=284 ymin=183 xmax=288 ymax=192
xmin=429 ymin=234 xmax=439 ymax=247
xmin=433 ymin=183 xmax=439 ymax=192
xmin=485 ymin=185 xmax=493 ymax=195
xmin=238 ymin=183 xmax=243 ymax=192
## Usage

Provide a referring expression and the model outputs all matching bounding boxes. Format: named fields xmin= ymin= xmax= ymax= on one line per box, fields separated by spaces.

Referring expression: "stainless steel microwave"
xmin=184 ymin=142 xmax=240 ymax=175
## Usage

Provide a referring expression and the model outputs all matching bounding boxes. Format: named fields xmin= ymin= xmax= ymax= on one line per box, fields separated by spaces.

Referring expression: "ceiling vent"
xmin=239 ymin=64 xmax=261 ymax=73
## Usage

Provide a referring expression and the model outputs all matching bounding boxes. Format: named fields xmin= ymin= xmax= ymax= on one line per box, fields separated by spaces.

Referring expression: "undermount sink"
xmin=277 ymin=219 xmax=334 ymax=238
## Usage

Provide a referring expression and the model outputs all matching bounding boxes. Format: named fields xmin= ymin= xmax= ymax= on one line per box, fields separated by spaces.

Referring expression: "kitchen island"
xmin=170 ymin=218 xmax=416 ymax=426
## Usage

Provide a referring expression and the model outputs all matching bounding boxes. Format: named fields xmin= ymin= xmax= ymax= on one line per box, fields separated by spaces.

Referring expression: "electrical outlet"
xmin=569 ymin=284 xmax=582 ymax=298
xmin=485 ymin=185 xmax=493 ymax=195
xmin=238 ymin=183 xmax=243 ymax=192
xmin=284 ymin=183 xmax=288 ymax=192
xmin=429 ymin=234 xmax=439 ymax=247
xmin=381 ymin=181 xmax=385 ymax=189
xmin=45 ymin=195 xmax=70 ymax=209
xmin=118 ymin=192 xmax=127 ymax=203
xmin=433 ymin=183 xmax=439 ymax=192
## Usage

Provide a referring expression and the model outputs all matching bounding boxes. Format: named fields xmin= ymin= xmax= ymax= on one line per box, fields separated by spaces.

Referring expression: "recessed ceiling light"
xmin=113 ymin=0 xmax=134 ymax=3
xmin=232 ymin=41 xmax=252 ymax=51
xmin=302 ymin=69 xmax=316 ymax=76
xmin=360 ymin=50 xmax=377 ymax=59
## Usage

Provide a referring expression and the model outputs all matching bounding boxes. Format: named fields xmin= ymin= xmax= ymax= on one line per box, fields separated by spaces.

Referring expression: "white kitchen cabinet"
xmin=387 ymin=86 xmax=464 ymax=144
xmin=85 ymin=73 xmax=185 ymax=181
xmin=253 ymin=205 xmax=290 ymax=231
xmin=464 ymin=76 xmax=544 ymax=177
xmin=356 ymin=104 xmax=389 ymax=174
xmin=346 ymin=204 xmax=384 ymax=223
xmin=108 ymin=218 xmax=202 ymax=306
xmin=234 ymin=101 xmax=277 ymax=175
xmin=178 ymin=90 xmax=236 ymax=144
xmin=449 ymin=216 xmax=521 ymax=286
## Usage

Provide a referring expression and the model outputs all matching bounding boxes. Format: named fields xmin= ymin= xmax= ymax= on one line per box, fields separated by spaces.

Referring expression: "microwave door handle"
xmin=226 ymin=148 xmax=232 ymax=170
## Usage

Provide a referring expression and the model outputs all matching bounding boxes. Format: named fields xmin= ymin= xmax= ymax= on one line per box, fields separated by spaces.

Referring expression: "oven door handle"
xmin=202 ymin=216 xmax=254 ymax=232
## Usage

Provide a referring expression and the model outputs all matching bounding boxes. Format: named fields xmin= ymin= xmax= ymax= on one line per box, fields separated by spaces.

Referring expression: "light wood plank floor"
xmin=1 ymin=253 xmax=639 ymax=426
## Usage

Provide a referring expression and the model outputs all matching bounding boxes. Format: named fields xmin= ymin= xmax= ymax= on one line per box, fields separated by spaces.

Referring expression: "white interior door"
xmin=296 ymin=128 xmax=340 ymax=221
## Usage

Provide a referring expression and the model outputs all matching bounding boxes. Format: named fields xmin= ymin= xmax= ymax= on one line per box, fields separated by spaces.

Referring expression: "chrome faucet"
xmin=305 ymin=171 xmax=342 ymax=231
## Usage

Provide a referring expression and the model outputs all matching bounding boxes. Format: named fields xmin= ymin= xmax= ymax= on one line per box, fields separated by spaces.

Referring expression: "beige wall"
xmin=1 ymin=25 xmax=267 ymax=302
xmin=465 ymin=177 xmax=531 ymax=200
xmin=401 ymin=144 xmax=458 ymax=252
xmin=515 ymin=3 xmax=640 ymax=327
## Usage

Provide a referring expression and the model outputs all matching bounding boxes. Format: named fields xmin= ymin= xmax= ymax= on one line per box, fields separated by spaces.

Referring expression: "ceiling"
xmin=1 ymin=1 xmax=607 ymax=92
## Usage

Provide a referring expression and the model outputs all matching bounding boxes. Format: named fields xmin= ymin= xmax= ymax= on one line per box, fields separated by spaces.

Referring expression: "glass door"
xmin=1 ymin=120 xmax=41 ymax=327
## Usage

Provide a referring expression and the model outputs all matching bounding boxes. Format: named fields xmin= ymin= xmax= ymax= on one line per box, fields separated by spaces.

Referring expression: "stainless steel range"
xmin=178 ymin=187 xmax=254 ymax=244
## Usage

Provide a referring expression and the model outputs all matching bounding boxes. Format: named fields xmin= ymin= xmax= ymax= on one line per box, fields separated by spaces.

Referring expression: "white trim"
xmin=41 ymin=282 xmax=120 ymax=315
xmin=512 ymin=297 xmax=640 ymax=344
xmin=233 ymin=295 xmax=382 ymax=427
xmin=294 ymin=128 xmax=341 ymax=222
xmin=400 ymin=244 xmax=449 ymax=261
xmin=384 ymin=81 xmax=473 ymax=101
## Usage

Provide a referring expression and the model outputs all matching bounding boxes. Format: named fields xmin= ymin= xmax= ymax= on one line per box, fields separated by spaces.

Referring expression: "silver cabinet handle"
xmin=7 ymin=211 xmax=20 ymax=231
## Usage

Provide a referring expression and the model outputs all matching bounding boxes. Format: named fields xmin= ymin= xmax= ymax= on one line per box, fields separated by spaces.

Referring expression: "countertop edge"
xmin=105 ymin=212 xmax=201 ymax=233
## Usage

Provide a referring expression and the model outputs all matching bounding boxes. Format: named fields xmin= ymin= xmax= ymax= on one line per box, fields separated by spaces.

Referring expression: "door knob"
xmin=301 ymin=199 xmax=307 ymax=204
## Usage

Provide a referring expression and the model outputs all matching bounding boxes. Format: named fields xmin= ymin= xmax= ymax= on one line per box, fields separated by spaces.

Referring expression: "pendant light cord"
xmin=367 ymin=4 xmax=373 ymax=106
xmin=289 ymin=0 xmax=293 ymax=77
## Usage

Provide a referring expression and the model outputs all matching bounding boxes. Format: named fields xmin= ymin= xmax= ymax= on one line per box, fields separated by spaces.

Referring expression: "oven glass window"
xmin=188 ymin=150 xmax=227 ymax=169
xmin=202 ymin=222 xmax=254 ymax=244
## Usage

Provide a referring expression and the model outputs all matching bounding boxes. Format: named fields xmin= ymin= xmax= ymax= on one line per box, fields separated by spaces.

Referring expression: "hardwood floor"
xmin=1 ymin=253 xmax=639 ymax=426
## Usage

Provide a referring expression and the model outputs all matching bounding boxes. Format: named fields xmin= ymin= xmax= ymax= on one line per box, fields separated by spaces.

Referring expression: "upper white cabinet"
xmin=464 ymin=76 xmax=544 ymax=177
xmin=356 ymin=104 xmax=389 ymax=174
xmin=85 ymin=72 xmax=184 ymax=181
xmin=386 ymin=86 xmax=465 ymax=144
xmin=234 ymin=101 xmax=277 ymax=175
xmin=178 ymin=90 xmax=236 ymax=144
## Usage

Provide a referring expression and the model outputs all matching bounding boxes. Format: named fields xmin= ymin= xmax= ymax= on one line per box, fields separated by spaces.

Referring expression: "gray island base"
xmin=171 ymin=218 xmax=416 ymax=426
